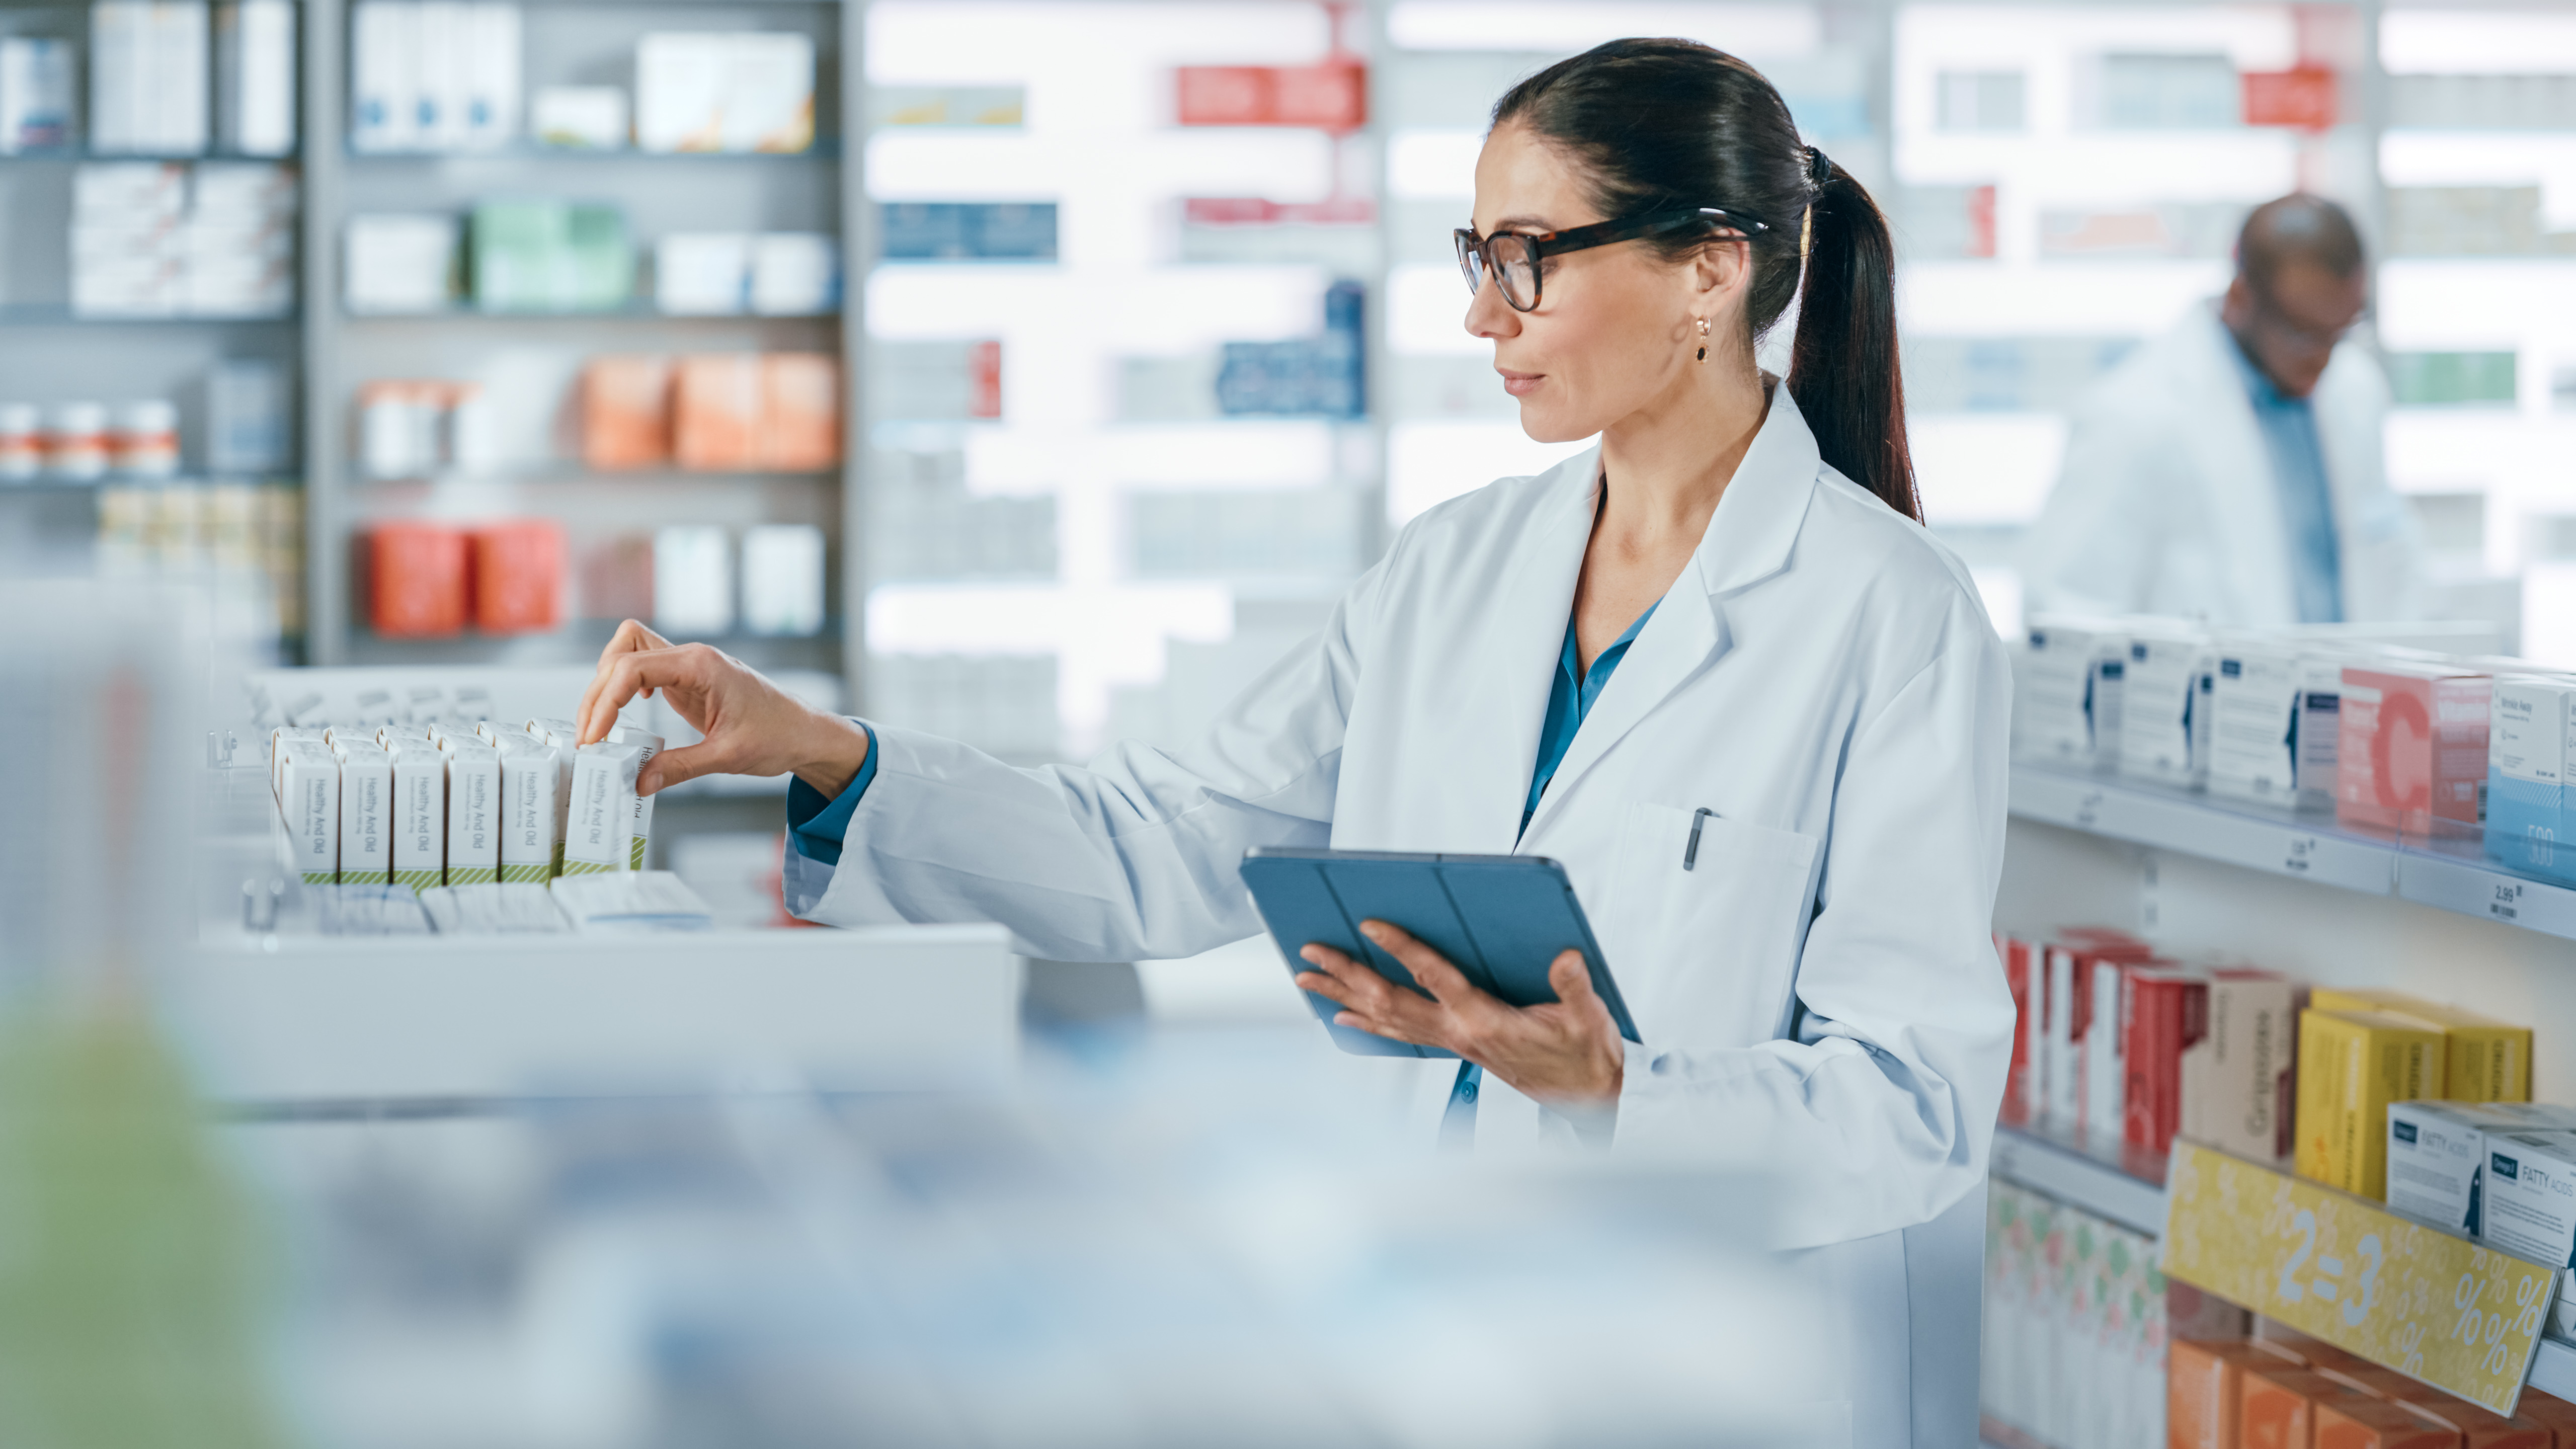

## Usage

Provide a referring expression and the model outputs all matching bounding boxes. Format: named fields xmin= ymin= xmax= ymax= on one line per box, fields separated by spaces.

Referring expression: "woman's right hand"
xmin=576 ymin=619 xmax=872 ymax=798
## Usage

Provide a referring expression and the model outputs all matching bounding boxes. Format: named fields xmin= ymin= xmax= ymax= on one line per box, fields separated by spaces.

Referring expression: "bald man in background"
xmin=2024 ymin=194 xmax=2425 ymax=626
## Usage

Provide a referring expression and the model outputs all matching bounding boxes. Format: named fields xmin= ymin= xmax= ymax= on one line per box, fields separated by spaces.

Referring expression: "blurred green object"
xmin=2387 ymin=350 xmax=2518 ymax=407
xmin=471 ymin=199 xmax=634 ymax=312
xmin=0 ymin=1002 xmax=287 ymax=1449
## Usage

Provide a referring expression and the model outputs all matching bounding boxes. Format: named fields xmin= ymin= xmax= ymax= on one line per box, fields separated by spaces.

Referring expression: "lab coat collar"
xmin=1687 ymin=378 xmax=1824 ymax=598
xmin=1521 ymin=381 xmax=1821 ymax=841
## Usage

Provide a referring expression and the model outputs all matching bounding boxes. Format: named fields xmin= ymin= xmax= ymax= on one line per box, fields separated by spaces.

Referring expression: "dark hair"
xmin=1491 ymin=38 xmax=1918 ymax=521
xmin=2236 ymin=193 xmax=2365 ymax=297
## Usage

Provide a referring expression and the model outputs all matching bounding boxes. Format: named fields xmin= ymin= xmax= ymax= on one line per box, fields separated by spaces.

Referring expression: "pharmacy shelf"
xmin=341 ymin=306 xmax=842 ymax=323
xmin=2008 ymin=764 xmax=2576 ymax=944
xmin=0 ymin=307 xmax=296 ymax=325
xmin=1989 ymin=1128 xmax=2576 ymax=1400
xmin=343 ymin=142 xmax=840 ymax=161
xmin=1988 ymin=1120 xmax=2167 ymax=1237
xmin=348 ymin=468 xmax=842 ymax=486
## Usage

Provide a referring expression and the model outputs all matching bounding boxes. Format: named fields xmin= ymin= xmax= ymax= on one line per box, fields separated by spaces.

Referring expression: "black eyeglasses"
xmin=1454 ymin=206 xmax=1769 ymax=312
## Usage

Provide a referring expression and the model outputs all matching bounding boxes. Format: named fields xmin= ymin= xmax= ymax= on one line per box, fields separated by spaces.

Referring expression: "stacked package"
xmin=72 ymin=162 xmax=293 ymax=317
xmin=1983 ymin=1178 xmax=2167 ymax=1449
xmin=2169 ymin=1326 xmax=2576 ymax=1448
xmin=348 ymin=1 xmax=522 ymax=153
xmin=267 ymin=711 xmax=659 ymax=894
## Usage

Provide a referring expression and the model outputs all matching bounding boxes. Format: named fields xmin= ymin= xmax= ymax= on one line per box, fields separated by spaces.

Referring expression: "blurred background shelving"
xmin=5 ymin=0 xmax=2574 ymax=760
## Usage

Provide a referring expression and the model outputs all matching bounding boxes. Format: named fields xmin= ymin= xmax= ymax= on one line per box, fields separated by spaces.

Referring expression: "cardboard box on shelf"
xmin=672 ymin=353 xmax=761 ymax=470
xmin=634 ymin=31 xmax=813 ymax=153
xmin=367 ymin=522 xmax=467 ymax=637
xmin=2395 ymin=1400 xmax=2550 ymax=1449
xmin=2170 ymin=1337 xmax=2283 ymax=1449
xmin=2240 ymin=1364 xmax=2363 ymax=1449
xmin=2208 ymin=640 xmax=2304 ymax=804
xmin=2121 ymin=965 xmax=2208 ymax=1155
xmin=0 ymin=37 xmax=75 ymax=153
xmin=2307 ymin=988 xmax=2531 ymax=1104
xmin=580 ymin=356 xmax=671 ymax=470
xmin=741 ymin=525 xmax=825 ymax=638
xmin=759 ymin=353 xmax=840 ymax=470
xmin=2385 ymin=1100 xmax=2530 ymax=1236
xmin=2311 ymin=1395 xmax=2459 ymax=1449
xmin=2181 ymin=969 xmax=2303 ymax=1164
xmin=2487 ymin=676 xmax=2574 ymax=886
xmin=651 ymin=525 xmax=732 ymax=636
xmin=1996 ymin=932 xmax=2041 ymax=1124
xmin=2337 ymin=663 xmax=2492 ymax=836
xmin=469 ymin=519 xmax=564 ymax=633
xmin=2477 ymin=1130 xmax=2576 ymax=1303
xmin=2119 ymin=626 xmax=2214 ymax=786
xmin=2295 ymin=1009 xmax=2446 ymax=1199
xmin=213 ymin=0 xmax=294 ymax=156
xmin=532 ymin=85 xmax=626 ymax=149
xmin=346 ymin=213 xmax=461 ymax=313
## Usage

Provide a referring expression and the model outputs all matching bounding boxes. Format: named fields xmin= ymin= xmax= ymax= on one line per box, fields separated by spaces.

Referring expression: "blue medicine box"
xmin=2484 ymin=677 xmax=2575 ymax=885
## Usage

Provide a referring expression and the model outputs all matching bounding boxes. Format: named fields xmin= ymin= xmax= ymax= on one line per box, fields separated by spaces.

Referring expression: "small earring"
xmin=1695 ymin=317 xmax=1709 ymax=362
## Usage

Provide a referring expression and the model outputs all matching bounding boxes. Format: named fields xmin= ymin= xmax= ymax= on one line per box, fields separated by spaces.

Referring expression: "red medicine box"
xmin=368 ymin=522 xmax=467 ymax=637
xmin=2121 ymin=965 xmax=2208 ymax=1155
xmin=2336 ymin=663 xmax=2491 ymax=836
xmin=470 ymin=519 xmax=566 ymax=634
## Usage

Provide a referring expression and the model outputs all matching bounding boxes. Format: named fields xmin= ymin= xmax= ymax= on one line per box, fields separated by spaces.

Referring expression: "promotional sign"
xmin=2161 ymin=1139 xmax=2557 ymax=1414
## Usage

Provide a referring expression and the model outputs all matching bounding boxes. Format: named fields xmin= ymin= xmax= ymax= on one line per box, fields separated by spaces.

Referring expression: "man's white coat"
xmin=793 ymin=385 xmax=2017 ymax=1447
xmin=2023 ymin=303 xmax=2424 ymax=626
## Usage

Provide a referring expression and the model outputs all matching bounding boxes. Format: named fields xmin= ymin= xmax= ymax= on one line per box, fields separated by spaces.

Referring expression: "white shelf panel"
xmin=2009 ymin=764 xmax=2576 ymax=943
xmin=1989 ymin=1122 xmax=2167 ymax=1236
xmin=2009 ymin=765 xmax=2395 ymax=895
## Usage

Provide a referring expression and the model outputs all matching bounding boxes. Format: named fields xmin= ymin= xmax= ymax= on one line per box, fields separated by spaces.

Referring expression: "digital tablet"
xmin=1239 ymin=847 xmax=1640 ymax=1059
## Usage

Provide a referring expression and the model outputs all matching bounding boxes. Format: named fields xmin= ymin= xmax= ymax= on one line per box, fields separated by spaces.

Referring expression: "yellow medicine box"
xmin=2295 ymin=1009 xmax=2446 ymax=1199
xmin=2307 ymin=987 xmax=2532 ymax=1103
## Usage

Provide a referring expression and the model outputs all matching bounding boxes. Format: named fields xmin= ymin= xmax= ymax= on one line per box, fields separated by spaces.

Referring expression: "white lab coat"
xmin=795 ymin=384 xmax=2017 ymax=1446
xmin=2023 ymin=301 xmax=2424 ymax=626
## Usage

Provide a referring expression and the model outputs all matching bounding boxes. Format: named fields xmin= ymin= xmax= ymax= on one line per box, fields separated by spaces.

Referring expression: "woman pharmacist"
xmin=582 ymin=40 xmax=2012 ymax=1445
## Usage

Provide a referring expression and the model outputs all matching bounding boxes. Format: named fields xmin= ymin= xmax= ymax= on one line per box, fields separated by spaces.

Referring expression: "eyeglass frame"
xmin=1453 ymin=206 xmax=1772 ymax=313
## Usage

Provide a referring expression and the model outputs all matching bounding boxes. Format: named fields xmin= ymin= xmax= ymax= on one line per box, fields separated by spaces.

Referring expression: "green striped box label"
xmin=550 ymin=844 xmax=565 ymax=877
xmin=498 ymin=862 xmax=550 ymax=884
xmin=301 ymin=870 xmax=337 ymax=886
xmin=392 ymin=869 xmax=441 ymax=895
xmin=448 ymin=865 xmax=498 ymax=886
xmin=345 ymin=867 xmax=390 ymax=886
xmin=628 ymin=837 xmax=649 ymax=870
xmin=558 ymin=859 xmax=620 ymax=877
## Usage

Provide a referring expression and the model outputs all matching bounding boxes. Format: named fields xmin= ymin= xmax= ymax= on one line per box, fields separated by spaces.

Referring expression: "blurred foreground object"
xmin=237 ymin=1032 xmax=1837 ymax=1448
xmin=0 ymin=581 xmax=292 ymax=1447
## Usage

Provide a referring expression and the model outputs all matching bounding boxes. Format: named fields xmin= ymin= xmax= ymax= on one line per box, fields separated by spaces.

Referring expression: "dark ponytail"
xmin=1491 ymin=39 xmax=1919 ymax=521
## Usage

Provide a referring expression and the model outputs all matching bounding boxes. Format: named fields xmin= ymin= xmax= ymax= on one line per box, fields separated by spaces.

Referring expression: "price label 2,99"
xmin=2160 ymin=1140 xmax=2556 ymax=1414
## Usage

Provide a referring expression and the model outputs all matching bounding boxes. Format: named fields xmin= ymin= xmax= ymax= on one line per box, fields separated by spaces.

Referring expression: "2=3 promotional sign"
xmin=2160 ymin=1140 xmax=2558 ymax=1414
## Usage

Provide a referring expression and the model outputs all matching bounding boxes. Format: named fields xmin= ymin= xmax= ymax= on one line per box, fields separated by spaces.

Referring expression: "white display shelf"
xmin=2537 ymin=1339 xmax=2576 ymax=1400
xmin=1989 ymin=1120 xmax=2166 ymax=1236
xmin=2008 ymin=763 xmax=2576 ymax=943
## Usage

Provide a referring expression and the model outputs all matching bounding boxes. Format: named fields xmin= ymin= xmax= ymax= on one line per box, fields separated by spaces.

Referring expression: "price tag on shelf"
xmin=2160 ymin=1140 xmax=2555 ymax=1413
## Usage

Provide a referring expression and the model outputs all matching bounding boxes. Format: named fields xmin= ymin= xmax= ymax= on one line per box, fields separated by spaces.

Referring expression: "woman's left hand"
xmin=1293 ymin=920 xmax=1626 ymax=1113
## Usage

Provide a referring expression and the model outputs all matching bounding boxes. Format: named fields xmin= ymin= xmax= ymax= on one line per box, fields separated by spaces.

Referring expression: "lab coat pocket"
xmin=1603 ymin=801 xmax=1820 ymax=1050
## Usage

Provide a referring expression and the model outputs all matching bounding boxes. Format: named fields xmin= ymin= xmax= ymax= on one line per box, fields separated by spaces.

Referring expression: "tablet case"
xmin=1239 ymin=847 xmax=1640 ymax=1058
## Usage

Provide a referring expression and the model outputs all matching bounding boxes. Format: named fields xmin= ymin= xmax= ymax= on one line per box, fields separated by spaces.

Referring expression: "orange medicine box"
xmin=2173 ymin=1338 xmax=2283 ymax=1449
xmin=580 ymin=355 xmax=671 ymax=469
xmin=2244 ymin=1365 xmax=2364 ymax=1449
xmin=2316 ymin=1396 xmax=2458 ymax=1449
xmin=757 ymin=352 xmax=839 ymax=470
xmin=2397 ymin=1401 xmax=2551 ymax=1449
xmin=2509 ymin=1389 xmax=2576 ymax=1443
xmin=2336 ymin=662 xmax=2491 ymax=835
